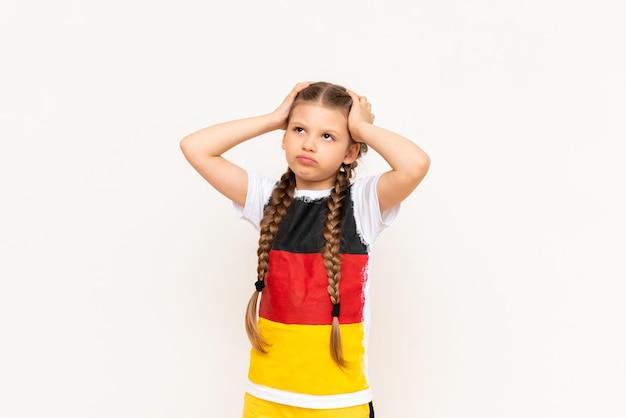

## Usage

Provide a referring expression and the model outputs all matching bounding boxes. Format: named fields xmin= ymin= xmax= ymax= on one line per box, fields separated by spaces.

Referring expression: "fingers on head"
xmin=295 ymin=81 xmax=311 ymax=92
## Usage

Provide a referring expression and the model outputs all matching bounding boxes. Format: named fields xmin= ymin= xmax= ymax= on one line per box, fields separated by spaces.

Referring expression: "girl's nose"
xmin=302 ymin=135 xmax=316 ymax=152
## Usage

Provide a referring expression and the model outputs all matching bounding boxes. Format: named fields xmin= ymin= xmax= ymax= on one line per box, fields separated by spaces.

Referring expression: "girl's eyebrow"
xmin=289 ymin=120 xmax=343 ymax=137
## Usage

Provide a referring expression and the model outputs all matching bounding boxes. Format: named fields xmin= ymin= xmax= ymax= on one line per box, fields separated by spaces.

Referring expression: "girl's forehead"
xmin=290 ymin=103 xmax=348 ymax=128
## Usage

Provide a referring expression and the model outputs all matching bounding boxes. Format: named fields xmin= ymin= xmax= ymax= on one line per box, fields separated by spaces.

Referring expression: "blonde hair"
xmin=245 ymin=82 xmax=366 ymax=367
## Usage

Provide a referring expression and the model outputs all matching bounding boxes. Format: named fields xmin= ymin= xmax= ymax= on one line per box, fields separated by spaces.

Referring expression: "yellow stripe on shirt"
xmin=249 ymin=318 xmax=368 ymax=396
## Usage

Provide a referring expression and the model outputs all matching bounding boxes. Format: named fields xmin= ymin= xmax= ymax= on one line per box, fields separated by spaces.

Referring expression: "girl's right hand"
xmin=270 ymin=82 xmax=312 ymax=130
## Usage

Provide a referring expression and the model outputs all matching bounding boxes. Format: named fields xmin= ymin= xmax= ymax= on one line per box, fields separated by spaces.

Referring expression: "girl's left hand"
xmin=346 ymin=90 xmax=375 ymax=141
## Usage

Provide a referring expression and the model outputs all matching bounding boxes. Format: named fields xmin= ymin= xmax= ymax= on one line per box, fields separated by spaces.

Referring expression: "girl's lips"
xmin=296 ymin=155 xmax=316 ymax=165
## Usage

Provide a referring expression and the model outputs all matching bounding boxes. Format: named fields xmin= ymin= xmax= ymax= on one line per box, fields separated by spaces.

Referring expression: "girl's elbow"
xmin=179 ymin=135 xmax=197 ymax=158
xmin=422 ymin=154 xmax=431 ymax=175
xmin=179 ymin=136 xmax=188 ymax=151
xmin=409 ymin=154 xmax=430 ymax=183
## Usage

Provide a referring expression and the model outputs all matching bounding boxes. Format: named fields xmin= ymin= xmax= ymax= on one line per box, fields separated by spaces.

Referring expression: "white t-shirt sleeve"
xmin=351 ymin=174 xmax=401 ymax=247
xmin=233 ymin=171 xmax=276 ymax=230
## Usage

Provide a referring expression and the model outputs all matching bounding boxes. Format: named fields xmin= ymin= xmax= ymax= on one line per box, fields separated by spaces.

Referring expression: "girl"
xmin=180 ymin=81 xmax=430 ymax=418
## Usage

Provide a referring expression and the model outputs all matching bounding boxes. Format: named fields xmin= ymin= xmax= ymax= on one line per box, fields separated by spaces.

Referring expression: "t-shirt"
xmin=234 ymin=171 xmax=399 ymax=409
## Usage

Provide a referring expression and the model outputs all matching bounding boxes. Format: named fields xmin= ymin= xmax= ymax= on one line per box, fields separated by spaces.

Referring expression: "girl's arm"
xmin=180 ymin=82 xmax=310 ymax=207
xmin=346 ymin=91 xmax=431 ymax=213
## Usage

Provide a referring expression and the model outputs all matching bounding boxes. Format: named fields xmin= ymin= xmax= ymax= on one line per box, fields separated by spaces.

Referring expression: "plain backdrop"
xmin=1 ymin=0 xmax=625 ymax=417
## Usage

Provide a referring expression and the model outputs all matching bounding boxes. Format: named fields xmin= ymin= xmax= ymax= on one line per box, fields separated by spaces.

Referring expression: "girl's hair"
xmin=245 ymin=82 xmax=367 ymax=367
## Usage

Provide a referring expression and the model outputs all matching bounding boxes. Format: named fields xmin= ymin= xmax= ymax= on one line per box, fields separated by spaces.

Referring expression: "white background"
xmin=1 ymin=0 xmax=625 ymax=417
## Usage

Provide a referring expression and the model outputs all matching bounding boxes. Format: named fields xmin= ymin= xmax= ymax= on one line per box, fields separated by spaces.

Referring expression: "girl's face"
xmin=282 ymin=103 xmax=359 ymax=190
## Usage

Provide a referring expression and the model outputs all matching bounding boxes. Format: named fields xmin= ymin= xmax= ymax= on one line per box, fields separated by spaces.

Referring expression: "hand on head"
xmin=271 ymin=82 xmax=312 ymax=130
xmin=346 ymin=90 xmax=375 ymax=141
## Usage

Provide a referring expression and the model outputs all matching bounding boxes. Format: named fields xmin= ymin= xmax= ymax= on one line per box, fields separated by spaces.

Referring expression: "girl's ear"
xmin=282 ymin=132 xmax=287 ymax=150
xmin=343 ymin=142 xmax=360 ymax=164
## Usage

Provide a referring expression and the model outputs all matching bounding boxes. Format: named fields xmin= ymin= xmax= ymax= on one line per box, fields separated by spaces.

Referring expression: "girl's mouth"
xmin=296 ymin=156 xmax=316 ymax=165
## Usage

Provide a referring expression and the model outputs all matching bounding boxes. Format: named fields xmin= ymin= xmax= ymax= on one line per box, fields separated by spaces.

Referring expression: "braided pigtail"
xmin=321 ymin=163 xmax=354 ymax=367
xmin=245 ymin=169 xmax=296 ymax=353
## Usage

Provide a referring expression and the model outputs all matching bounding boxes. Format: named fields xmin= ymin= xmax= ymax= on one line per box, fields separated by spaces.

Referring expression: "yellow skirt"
xmin=242 ymin=393 xmax=372 ymax=418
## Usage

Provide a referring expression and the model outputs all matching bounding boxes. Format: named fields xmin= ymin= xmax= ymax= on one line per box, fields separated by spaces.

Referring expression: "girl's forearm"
xmin=180 ymin=113 xmax=281 ymax=158
xmin=352 ymin=123 xmax=430 ymax=180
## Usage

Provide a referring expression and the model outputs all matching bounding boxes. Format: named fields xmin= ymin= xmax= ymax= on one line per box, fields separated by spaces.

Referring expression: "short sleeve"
xmin=350 ymin=174 xmax=401 ymax=247
xmin=233 ymin=171 xmax=276 ymax=230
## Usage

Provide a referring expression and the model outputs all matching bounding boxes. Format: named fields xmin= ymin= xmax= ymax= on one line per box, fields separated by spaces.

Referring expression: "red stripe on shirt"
xmin=259 ymin=250 xmax=369 ymax=325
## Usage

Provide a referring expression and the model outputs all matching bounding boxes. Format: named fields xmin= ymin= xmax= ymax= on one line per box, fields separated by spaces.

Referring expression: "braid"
xmin=245 ymin=169 xmax=296 ymax=353
xmin=321 ymin=163 xmax=354 ymax=367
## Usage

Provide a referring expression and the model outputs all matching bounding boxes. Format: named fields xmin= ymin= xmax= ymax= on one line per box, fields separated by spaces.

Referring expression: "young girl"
xmin=180 ymin=81 xmax=430 ymax=418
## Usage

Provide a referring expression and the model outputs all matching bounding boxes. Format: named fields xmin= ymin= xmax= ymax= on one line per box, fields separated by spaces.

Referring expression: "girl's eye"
xmin=322 ymin=133 xmax=334 ymax=141
xmin=295 ymin=127 xmax=304 ymax=133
